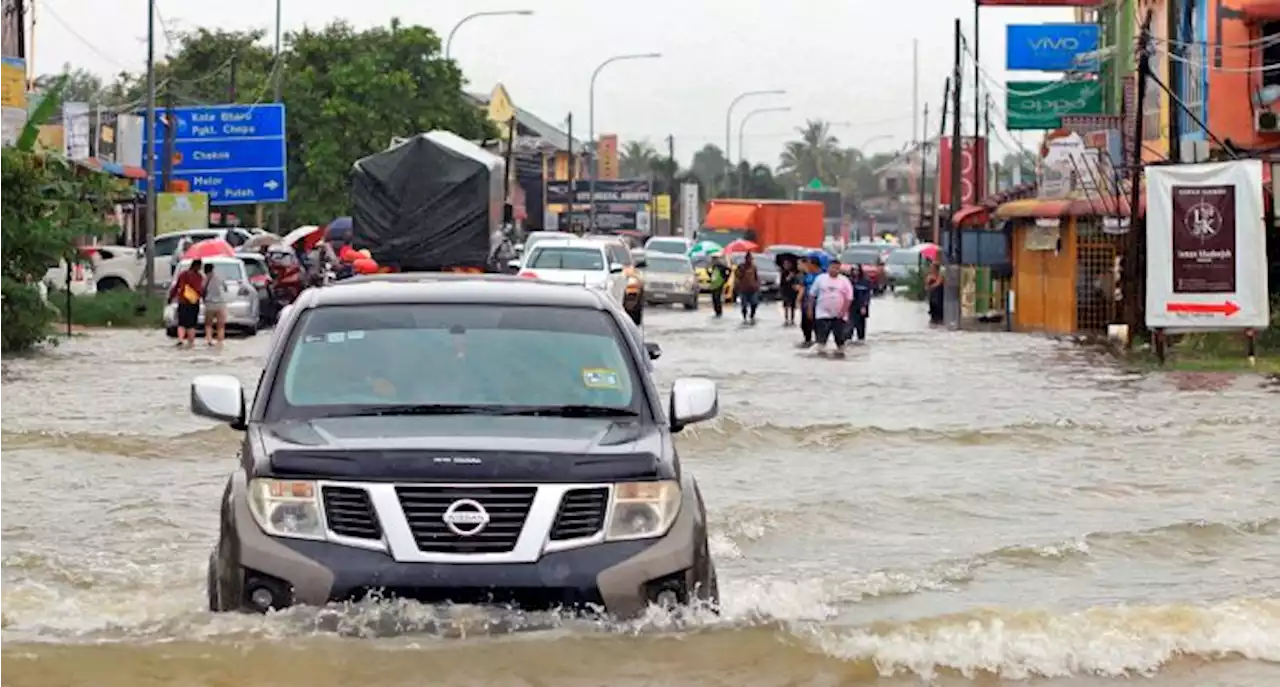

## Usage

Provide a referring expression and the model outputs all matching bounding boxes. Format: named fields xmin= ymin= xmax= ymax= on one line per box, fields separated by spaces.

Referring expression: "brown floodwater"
xmin=3 ymin=297 xmax=1278 ymax=686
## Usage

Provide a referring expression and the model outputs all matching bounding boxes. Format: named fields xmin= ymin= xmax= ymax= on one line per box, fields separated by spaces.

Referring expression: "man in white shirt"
xmin=810 ymin=259 xmax=853 ymax=356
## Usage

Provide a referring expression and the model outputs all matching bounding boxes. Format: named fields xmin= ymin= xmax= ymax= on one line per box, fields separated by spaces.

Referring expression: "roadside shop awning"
xmin=1238 ymin=0 xmax=1280 ymax=21
xmin=951 ymin=204 xmax=991 ymax=228
xmin=994 ymin=194 xmax=1143 ymax=220
xmin=703 ymin=203 xmax=759 ymax=229
xmin=75 ymin=157 xmax=147 ymax=180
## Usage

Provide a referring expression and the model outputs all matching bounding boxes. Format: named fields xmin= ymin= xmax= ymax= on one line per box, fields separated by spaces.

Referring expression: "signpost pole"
xmin=948 ymin=18 xmax=964 ymax=328
xmin=270 ymin=0 xmax=282 ymax=235
xmin=918 ymin=103 xmax=929 ymax=237
xmin=566 ymin=112 xmax=574 ymax=231
xmin=1124 ymin=10 xmax=1153 ymax=350
xmin=143 ymin=0 xmax=157 ymax=296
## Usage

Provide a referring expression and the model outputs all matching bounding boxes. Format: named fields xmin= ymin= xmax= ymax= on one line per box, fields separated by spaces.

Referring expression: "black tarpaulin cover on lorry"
xmin=351 ymin=131 xmax=500 ymax=271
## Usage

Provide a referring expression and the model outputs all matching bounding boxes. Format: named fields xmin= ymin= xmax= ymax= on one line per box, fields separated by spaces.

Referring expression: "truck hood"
xmin=256 ymin=415 xmax=671 ymax=482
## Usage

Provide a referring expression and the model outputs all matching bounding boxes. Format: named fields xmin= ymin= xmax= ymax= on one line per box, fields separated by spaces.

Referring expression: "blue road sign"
xmin=142 ymin=103 xmax=287 ymax=205
xmin=1006 ymin=24 xmax=1100 ymax=72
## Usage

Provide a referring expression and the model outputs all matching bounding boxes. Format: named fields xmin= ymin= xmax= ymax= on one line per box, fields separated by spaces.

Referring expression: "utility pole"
xmin=918 ymin=103 xmax=929 ymax=237
xmin=229 ymin=52 xmax=238 ymax=101
xmin=666 ymin=134 xmax=676 ymax=235
xmin=270 ymin=0 xmax=283 ymax=235
xmin=973 ymin=0 xmax=981 ymax=150
xmin=143 ymin=0 xmax=157 ymax=295
xmin=912 ymin=38 xmax=920 ymax=150
xmin=566 ymin=113 xmax=574 ymax=232
xmin=1125 ymin=10 xmax=1154 ymax=350
xmin=936 ymin=77 xmax=951 ymax=245
xmin=983 ymin=94 xmax=991 ymax=196
xmin=502 ymin=117 xmax=516 ymax=228
xmin=162 ymin=85 xmax=175 ymax=193
xmin=948 ymin=17 xmax=964 ymax=328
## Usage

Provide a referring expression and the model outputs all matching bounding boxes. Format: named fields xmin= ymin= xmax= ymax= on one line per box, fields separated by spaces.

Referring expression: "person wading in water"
xmin=734 ymin=253 xmax=761 ymax=324
xmin=168 ymin=259 xmax=204 ymax=348
xmin=202 ymin=262 xmax=228 ymax=347
xmin=708 ymin=254 xmax=731 ymax=318
xmin=925 ymin=262 xmax=944 ymax=325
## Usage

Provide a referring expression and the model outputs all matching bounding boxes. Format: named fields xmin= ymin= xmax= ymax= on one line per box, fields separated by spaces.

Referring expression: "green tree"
xmin=3 ymin=77 xmax=124 ymax=351
xmin=777 ymin=119 xmax=842 ymax=188
xmin=620 ymin=140 xmax=658 ymax=178
xmin=724 ymin=161 xmax=786 ymax=199
xmin=32 ymin=65 xmax=105 ymax=104
xmin=688 ymin=144 xmax=727 ymax=193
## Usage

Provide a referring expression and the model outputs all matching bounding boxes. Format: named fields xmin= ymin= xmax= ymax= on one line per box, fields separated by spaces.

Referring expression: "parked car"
xmin=44 ymin=245 xmax=144 ymax=293
xmin=518 ymin=239 xmax=629 ymax=308
xmin=164 ymin=257 xmax=260 ymax=336
xmin=644 ymin=236 xmax=694 ymax=257
xmin=235 ymin=252 xmax=274 ymax=325
xmin=153 ymin=228 xmax=256 ymax=286
xmin=578 ymin=234 xmax=646 ymax=325
xmin=641 ymin=254 xmax=699 ymax=310
xmin=884 ymin=245 xmax=933 ymax=290
xmin=196 ymin=275 xmax=721 ymax=617
xmin=838 ymin=245 xmax=891 ymax=294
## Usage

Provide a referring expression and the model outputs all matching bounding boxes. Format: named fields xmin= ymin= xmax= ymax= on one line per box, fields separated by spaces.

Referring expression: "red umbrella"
xmin=917 ymin=243 xmax=939 ymax=263
xmin=183 ymin=238 xmax=236 ymax=260
xmin=723 ymin=239 xmax=760 ymax=254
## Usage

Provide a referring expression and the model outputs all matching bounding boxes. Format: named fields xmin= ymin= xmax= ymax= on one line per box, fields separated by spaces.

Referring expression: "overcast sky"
xmin=31 ymin=0 xmax=1074 ymax=166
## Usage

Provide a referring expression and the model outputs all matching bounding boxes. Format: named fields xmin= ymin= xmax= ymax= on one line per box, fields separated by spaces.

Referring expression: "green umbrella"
xmin=688 ymin=240 xmax=723 ymax=258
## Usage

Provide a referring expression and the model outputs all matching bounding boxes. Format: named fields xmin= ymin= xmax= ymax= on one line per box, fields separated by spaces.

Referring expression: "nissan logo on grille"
xmin=441 ymin=499 xmax=491 ymax=536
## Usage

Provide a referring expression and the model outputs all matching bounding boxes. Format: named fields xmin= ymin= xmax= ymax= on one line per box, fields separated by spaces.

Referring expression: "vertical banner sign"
xmin=1006 ymin=80 xmax=1103 ymax=130
xmin=597 ymin=134 xmax=619 ymax=180
xmin=938 ymin=137 xmax=988 ymax=206
xmin=1145 ymin=160 xmax=1270 ymax=330
xmin=680 ymin=182 xmax=700 ymax=239
xmin=1006 ymin=24 xmax=1101 ymax=72
xmin=0 ymin=55 xmax=25 ymax=145
xmin=62 ymin=101 xmax=91 ymax=160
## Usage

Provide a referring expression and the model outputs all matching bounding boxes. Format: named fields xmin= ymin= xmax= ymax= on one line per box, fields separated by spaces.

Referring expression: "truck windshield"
xmin=267 ymin=304 xmax=643 ymax=420
xmin=694 ymin=229 xmax=751 ymax=247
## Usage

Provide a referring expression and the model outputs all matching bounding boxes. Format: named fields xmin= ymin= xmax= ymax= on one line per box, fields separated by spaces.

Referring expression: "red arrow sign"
xmin=1166 ymin=301 xmax=1241 ymax=317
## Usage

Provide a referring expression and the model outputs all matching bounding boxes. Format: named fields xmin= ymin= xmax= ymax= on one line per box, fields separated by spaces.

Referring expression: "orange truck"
xmin=694 ymin=199 xmax=824 ymax=250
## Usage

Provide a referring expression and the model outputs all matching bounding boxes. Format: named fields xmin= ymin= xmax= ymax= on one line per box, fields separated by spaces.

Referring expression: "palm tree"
xmin=619 ymin=140 xmax=658 ymax=178
xmin=777 ymin=119 xmax=842 ymax=187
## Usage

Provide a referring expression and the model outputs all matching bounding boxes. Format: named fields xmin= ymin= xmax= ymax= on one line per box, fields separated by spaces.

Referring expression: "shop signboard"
xmin=1006 ymin=80 xmax=1103 ymax=130
xmin=680 ymin=182 xmax=699 ymax=238
xmin=938 ymin=136 xmax=988 ymax=206
xmin=1006 ymin=24 xmax=1100 ymax=72
xmin=547 ymin=179 xmax=651 ymax=231
xmin=1145 ymin=160 xmax=1270 ymax=331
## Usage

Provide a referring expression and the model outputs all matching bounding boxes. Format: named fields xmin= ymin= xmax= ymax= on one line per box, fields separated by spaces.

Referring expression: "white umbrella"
xmin=282 ymin=225 xmax=322 ymax=247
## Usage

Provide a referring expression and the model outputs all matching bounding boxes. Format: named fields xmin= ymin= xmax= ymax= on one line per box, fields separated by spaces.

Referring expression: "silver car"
xmin=642 ymin=254 xmax=699 ymax=310
xmin=165 ymin=257 xmax=261 ymax=336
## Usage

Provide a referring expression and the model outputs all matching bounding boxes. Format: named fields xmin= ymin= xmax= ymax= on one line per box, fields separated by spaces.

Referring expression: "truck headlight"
xmin=606 ymin=480 xmax=681 ymax=540
xmin=248 ymin=479 xmax=326 ymax=540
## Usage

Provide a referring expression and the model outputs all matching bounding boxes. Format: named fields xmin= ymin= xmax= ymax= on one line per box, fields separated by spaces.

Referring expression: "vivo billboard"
xmin=1007 ymin=24 xmax=1101 ymax=72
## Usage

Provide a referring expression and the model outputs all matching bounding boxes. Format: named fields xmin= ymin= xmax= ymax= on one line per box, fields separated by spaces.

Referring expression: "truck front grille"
xmin=549 ymin=487 xmax=609 ymax=540
xmin=396 ymin=486 xmax=536 ymax=553
xmin=322 ymin=486 xmax=382 ymax=540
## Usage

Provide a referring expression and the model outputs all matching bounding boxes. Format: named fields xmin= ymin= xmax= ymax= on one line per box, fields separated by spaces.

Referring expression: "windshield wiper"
xmin=334 ymin=404 xmax=512 ymax=418
xmin=499 ymin=405 xmax=639 ymax=418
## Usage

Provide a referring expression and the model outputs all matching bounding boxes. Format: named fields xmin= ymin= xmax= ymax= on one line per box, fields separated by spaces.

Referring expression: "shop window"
xmin=1262 ymin=22 xmax=1280 ymax=90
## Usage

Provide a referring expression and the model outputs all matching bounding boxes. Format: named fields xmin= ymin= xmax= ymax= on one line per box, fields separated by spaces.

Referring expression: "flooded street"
xmin=3 ymin=296 xmax=1278 ymax=686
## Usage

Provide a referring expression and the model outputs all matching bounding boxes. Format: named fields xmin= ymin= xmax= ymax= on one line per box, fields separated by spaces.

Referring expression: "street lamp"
xmin=587 ymin=52 xmax=662 ymax=231
xmin=444 ymin=10 xmax=534 ymax=61
xmin=737 ymin=106 xmax=791 ymax=196
xmin=856 ymin=134 xmax=895 ymax=154
xmin=724 ymin=90 xmax=785 ymax=170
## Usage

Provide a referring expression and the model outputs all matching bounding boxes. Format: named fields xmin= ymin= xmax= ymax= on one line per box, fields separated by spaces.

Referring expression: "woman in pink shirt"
xmin=810 ymin=259 xmax=853 ymax=355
